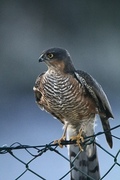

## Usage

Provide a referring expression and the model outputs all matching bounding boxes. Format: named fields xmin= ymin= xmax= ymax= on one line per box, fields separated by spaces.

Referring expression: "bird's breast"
xmin=38 ymin=71 xmax=96 ymax=124
xmin=43 ymin=73 xmax=81 ymax=109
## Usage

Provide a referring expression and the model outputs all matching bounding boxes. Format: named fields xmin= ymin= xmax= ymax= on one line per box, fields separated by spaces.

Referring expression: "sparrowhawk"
xmin=33 ymin=47 xmax=113 ymax=180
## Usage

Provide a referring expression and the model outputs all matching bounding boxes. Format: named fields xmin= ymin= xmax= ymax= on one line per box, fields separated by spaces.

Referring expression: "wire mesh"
xmin=0 ymin=124 xmax=120 ymax=180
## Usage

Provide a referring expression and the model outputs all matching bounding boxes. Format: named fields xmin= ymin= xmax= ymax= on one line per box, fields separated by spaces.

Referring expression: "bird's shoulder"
xmin=34 ymin=72 xmax=45 ymax=88
xmin=33 ymin=72 xmax=46 ymax=105
xmin=74 ymin=70 xmax=113 ymax=118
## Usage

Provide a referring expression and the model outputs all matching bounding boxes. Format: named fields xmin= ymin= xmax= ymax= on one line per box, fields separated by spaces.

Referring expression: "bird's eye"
xmin=47 ymin=53 xmax=54 ymax=59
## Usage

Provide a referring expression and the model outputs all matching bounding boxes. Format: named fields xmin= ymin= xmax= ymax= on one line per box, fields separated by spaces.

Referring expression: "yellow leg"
xmin=54 ymin=123 xmax=68 ymax=148
xmin=54 ymin=135 xmax=66 ymax=148
xmin=70 ymin=129 xmax=84 ymax=151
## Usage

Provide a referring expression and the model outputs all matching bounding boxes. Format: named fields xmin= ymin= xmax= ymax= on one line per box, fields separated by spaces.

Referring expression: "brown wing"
xmin=33 ymin=73 xmax=64 ymax=123
xmin=33 ymin=73 xmax=44 ymax=103
xmin=74 ymin=70 xmax=113 ymax=148
xmin=75 ymin=70 xmax=113 ymax=118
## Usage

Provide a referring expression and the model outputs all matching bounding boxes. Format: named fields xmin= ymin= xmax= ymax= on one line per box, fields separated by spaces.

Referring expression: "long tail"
xmin=100 ymin=116 xmax=113 ymax=148
xmin=67 ymin=125 xmax=100 ymax=180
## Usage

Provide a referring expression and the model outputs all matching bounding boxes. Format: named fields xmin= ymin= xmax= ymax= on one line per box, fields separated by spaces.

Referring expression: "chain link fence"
xmin=0 ymin=124 xmax=120 ymax=180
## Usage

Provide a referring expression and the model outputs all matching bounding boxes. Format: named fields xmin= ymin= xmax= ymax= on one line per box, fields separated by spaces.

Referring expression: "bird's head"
xmin=39 ymin=48 xmax=75 ymax=74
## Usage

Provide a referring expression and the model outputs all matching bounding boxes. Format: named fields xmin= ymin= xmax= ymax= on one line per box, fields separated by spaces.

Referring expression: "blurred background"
xmin=0 ymin=0 xmax=120 ymax=179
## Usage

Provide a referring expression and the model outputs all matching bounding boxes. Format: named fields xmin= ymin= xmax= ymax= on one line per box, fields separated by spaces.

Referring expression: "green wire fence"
xmin=0 ymin=124 xmax=120 ymax=180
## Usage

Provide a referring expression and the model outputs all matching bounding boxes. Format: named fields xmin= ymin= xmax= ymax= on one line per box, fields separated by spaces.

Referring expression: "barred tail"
xmin=67 ymin=126 xmax=100 ymax=180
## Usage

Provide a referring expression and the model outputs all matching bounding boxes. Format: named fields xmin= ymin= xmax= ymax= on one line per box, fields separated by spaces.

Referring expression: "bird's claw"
xmin=54 ymin=135 xmax=66 ymax=148
xmin=70 ymin=129 xmax=84 ymax=151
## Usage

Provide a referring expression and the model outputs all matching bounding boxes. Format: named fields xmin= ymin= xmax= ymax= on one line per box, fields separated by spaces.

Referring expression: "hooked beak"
xmin=38 ymin=54 xmax=44 ymax=62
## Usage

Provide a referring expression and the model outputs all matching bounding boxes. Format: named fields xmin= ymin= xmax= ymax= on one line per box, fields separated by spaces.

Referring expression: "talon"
xmin=54 ymin=136 xmax=66 ymax=148
xmin=70 ymin=129 xmax=84 ymax=151
xmin=54 ymin=123 xmax=68 ymax=148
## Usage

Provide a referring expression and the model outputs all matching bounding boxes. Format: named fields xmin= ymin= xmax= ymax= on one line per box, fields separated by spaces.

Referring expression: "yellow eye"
xmin=47 ymin=53 xmax=53 ymax=59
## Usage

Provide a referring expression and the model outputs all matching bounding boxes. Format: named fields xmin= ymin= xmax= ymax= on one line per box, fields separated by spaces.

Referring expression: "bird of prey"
xmin=33 ymin=47 xmax=113 ymax=180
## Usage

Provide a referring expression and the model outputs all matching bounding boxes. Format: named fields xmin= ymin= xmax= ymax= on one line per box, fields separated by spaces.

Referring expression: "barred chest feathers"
xmin=43 ymin=70 xmax=81 ymax=108
xmin=39 ymin=69 xmax=96 ymax=124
